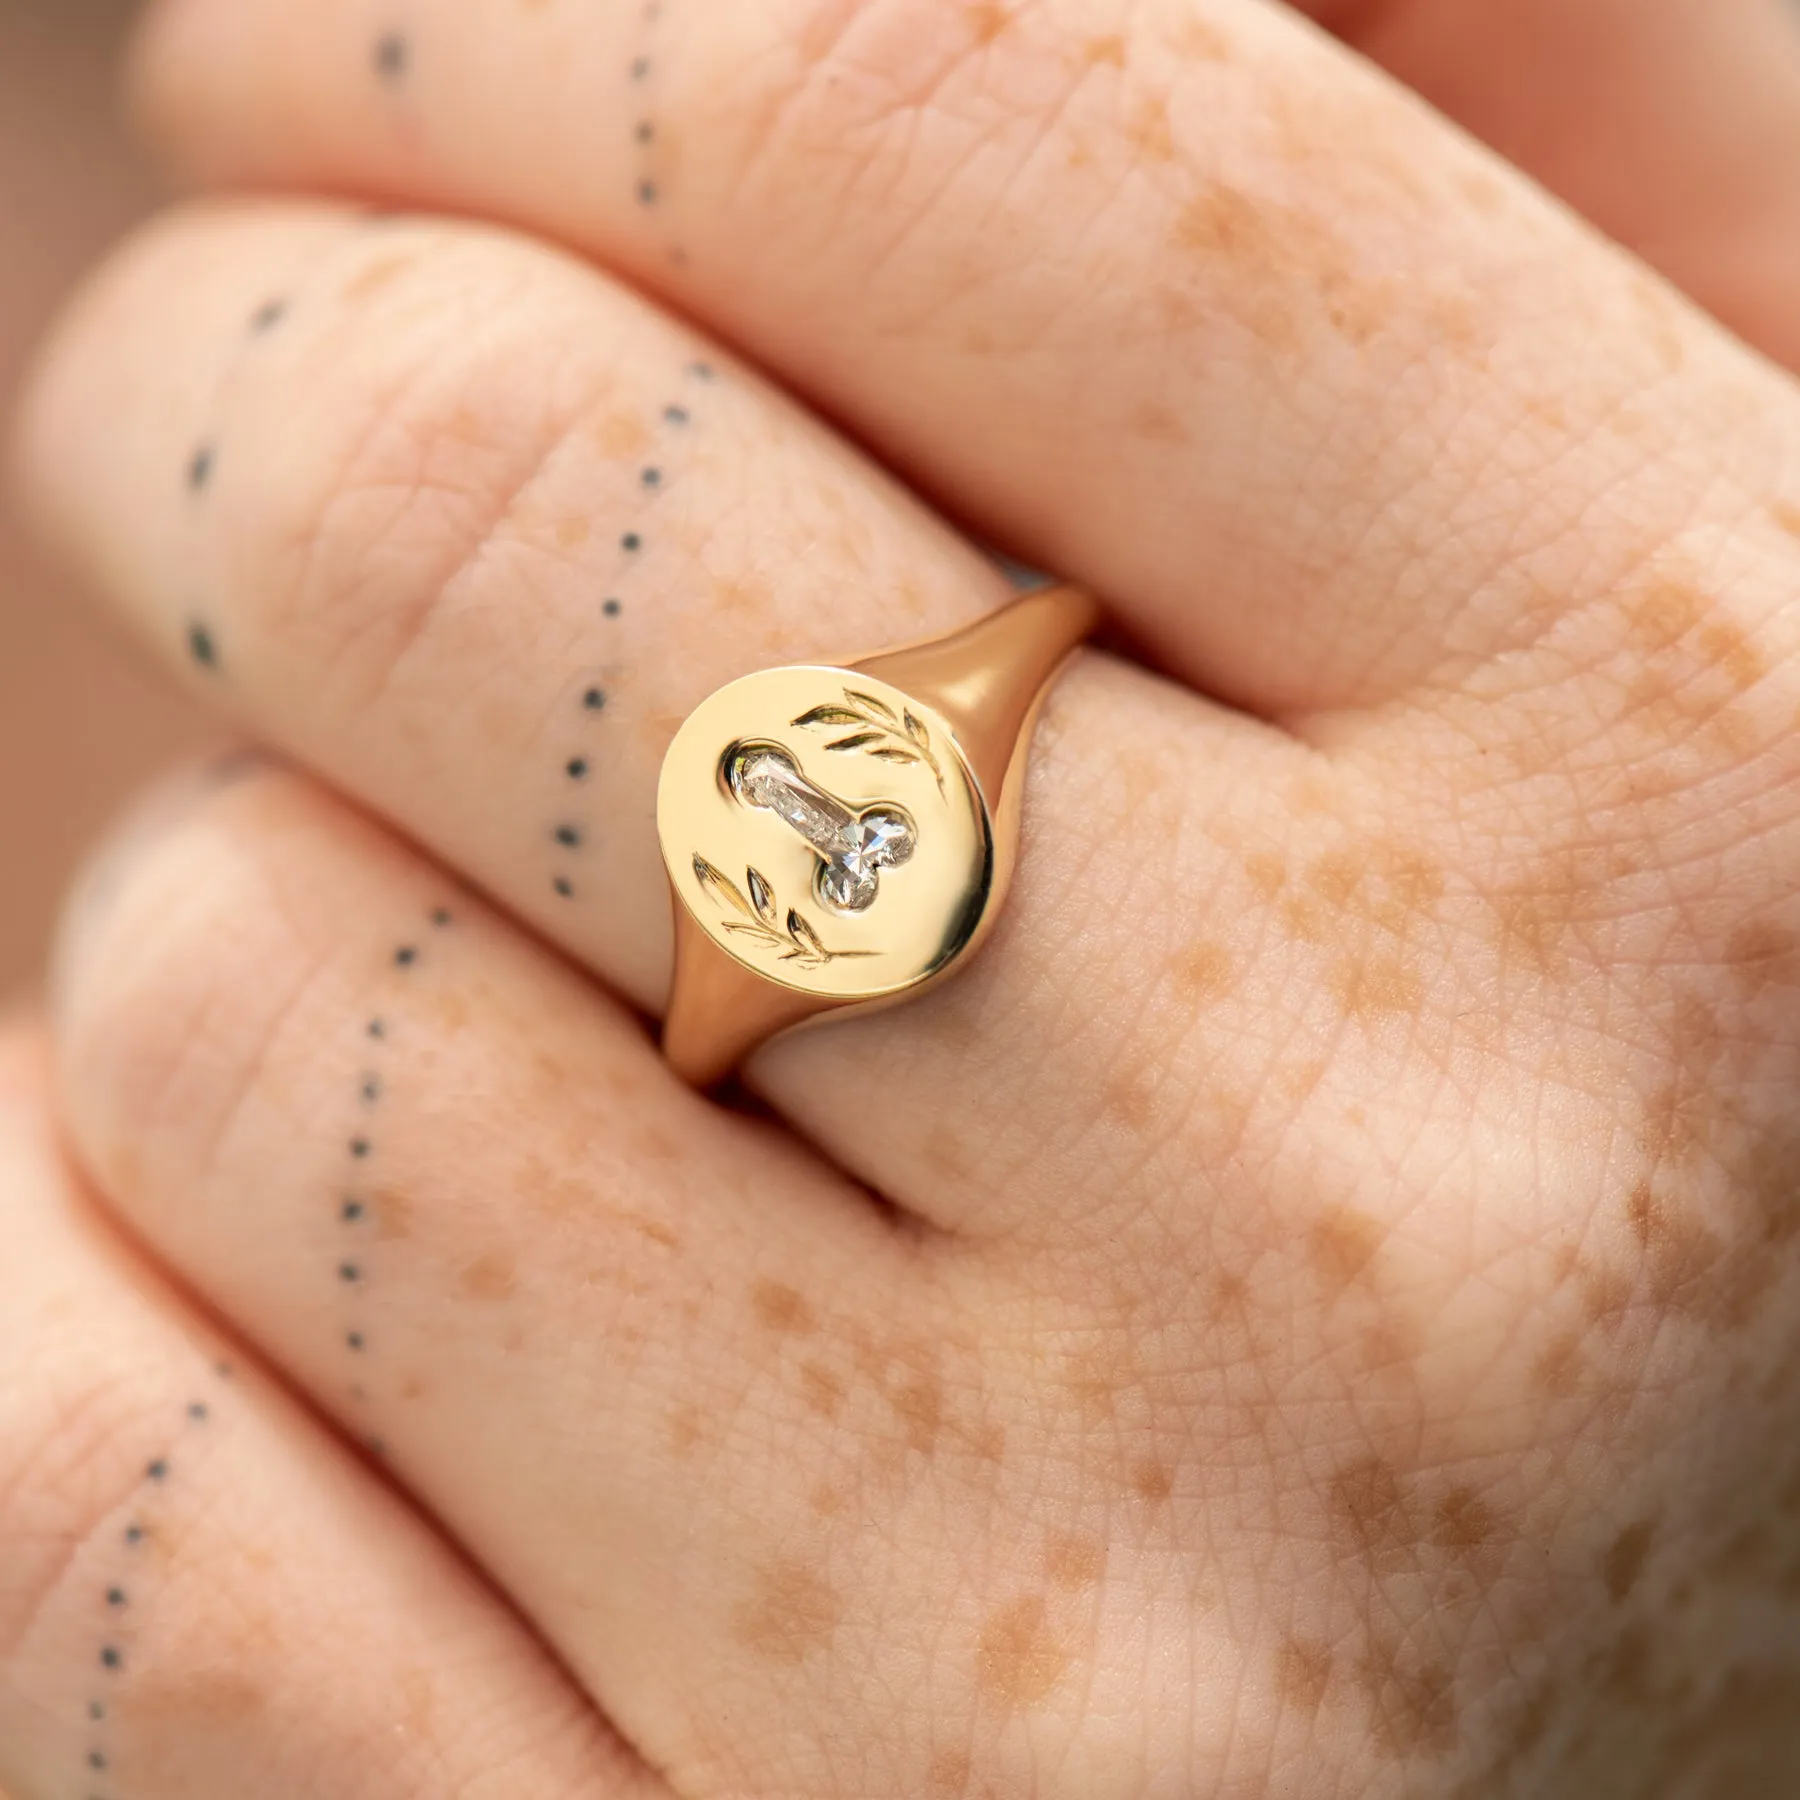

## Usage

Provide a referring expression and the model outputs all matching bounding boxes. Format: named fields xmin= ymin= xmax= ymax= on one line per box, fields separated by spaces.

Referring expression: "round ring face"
xmin=658 ymin=666 xmax=994 ymax=1001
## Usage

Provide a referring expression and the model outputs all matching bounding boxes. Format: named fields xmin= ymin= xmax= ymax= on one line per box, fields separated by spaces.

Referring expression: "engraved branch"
xmin=691 ymin=855 xmax=873 ymax=968
xmin=793 ymin=688 xmax=945 ymax=795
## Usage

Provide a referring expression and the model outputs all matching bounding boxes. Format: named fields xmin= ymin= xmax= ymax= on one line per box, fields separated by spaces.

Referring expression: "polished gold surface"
xmin=659 ymin=667 xmax=992 ymax=1002
xmin=658 ymin=583 xmax=1098 ymax=1084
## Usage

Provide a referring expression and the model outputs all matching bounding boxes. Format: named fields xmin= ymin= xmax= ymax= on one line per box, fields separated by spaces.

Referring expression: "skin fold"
xmin=7 ymin=0 xmax=1800 ymax=1795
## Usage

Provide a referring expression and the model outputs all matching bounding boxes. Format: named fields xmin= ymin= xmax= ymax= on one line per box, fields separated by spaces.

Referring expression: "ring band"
xmin=656 ymin=583 xmax=1098 ymax=1085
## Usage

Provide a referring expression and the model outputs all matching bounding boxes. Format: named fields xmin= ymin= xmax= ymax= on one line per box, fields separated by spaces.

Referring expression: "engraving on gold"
xmin=690 ymin=853 xmax=874 ymax=968
xmin=658 ymin=665 xmax=992 ymax=1003
xmin=657 ymin=582 xmax=1099 ymax=1085
xmin=793 ymin=686 xmax=946 ymax=795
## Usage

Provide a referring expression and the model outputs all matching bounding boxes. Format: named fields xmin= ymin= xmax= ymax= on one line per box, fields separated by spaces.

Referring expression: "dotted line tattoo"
xmin=338 ymin=905 xmax=454 ymax=1449
xmin=550 ymin=358 xmax=719 ymax=903
xmin=630 ymin=0 xmax=689 ymax=265
xmin=82 ymin=1371 xmax=229 ymax=1799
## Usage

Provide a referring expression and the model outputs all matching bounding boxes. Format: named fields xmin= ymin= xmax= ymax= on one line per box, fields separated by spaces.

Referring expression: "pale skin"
xmin=6 ymin=1 xmax=1800 ymax=1795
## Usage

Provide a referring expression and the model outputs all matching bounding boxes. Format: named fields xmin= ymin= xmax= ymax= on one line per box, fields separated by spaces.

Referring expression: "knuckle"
xmin=231 ymin=230 xmax=605 ymax=707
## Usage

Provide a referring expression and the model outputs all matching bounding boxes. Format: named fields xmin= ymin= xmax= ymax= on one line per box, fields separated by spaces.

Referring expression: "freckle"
xmin=340 ymin=1262 xmax=362 ymax=1284
xmin=977 ymin=1595 xmax=1069 ymax=1709
xmin=1329 ymin=954 xmax=1423 ymax=1020
xmin=1084 ymin=32 xmax=1125 ymax=64
xmin=965 ymin=1 xmax=1009 ymax=44
xmin=1331 ymin=1456 xmax=1416 ymax=1565
xmin=1532 ymin=1327 xmax=1586 ymax=1396
xmin=1174 ymin=939 xmax=1235 ymax=1004
xmin=554 ymin=876 xmax=575 ymax=898
xmin=400 ymin=1374 xmax=426 ymax=1402
xmin=1132 ymin=1458 xmax=1174 ymax=1502
xmin=555 ymin=516 xmax=589 ymax=549
xmin=752 ymin=1279 xmax=817 ymax=1335
xmin=584 ymin=687 xmax=607 ymax=711
xmin=603 ymin=597 xmax=623 ymax=617
xmin=1603 ymin=1518 xmax=1656 ymax=1602
xmin=555 ymin=824 xmax=583 ymax=848
xmin=732 ymin=1557 xmax=844 ymax=1662
xmin=187 ymin=444 xmax=215 ymax=492
xmin=929 ymin=1752 xmax=974 ymax=1796
xmin=1724 ymin=918 xmax=1798 ymax=997
xmin=375 ymin=32 xmax=408 ymax=81
xmin=457 ymin=1250 xmax=518 ymax=1300
xmin=395 ymin=945 xmax=418 ymax=967
xmin=1309 ymin=1205 xmax=1383 ymax=1298
xmin=1774 ymin=502 xmax=1800 ymax=541
xmin=1043 ymin=1530 xmax=1106 ymax=1588
xmin=186 ymin=621 xmax=219 ymax=671
xmin=1277 ymin=1638 xmax=1333 ymax=1713
xmin=1434 ymin=1486 xmax=1500 ymax=1560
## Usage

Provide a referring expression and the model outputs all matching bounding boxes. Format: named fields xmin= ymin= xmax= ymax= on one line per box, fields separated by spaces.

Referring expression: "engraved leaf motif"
xmin=903 ymin=710 xmax=929 ymax=748
xmin=746 ymin=866 xmax=778 ymax=924
xmin=869 ymin=746 xmax=921 ymax=765
xmin=692 ymin=854 xmax=756 ymax=921
xmin=826 ymin=732 xmax=884 ymax=752
xmin=793 ymin=703 xmax=866 ymax=728
xmin=845 ymin=689 xmax=898 ymax=724
xmin=786 ymin=909 xmax=827 ymax=961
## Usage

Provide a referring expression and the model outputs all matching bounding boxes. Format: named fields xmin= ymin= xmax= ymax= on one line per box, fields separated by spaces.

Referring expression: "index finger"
xmin=132 ymin=0 xmax=1800 ymax=717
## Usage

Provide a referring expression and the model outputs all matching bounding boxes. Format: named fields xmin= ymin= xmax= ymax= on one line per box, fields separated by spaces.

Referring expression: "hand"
xmin=10 ymin=3 xmax=1800 ymax=1796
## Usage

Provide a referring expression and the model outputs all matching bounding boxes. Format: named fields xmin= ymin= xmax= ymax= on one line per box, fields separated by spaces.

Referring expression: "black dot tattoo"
xmin=636 ymin=120 xmax=655 ymax=143
xmin=340 ymin=1262 xmax=362 ymax=1285
xmin=641 ymin=466 xmax=662 ymax=487
xmin=106 ymin=1587 xmax=126 ymax=1609
xmin=431 ymin=907 xmax=453 ymax=928
xmin=89 ymin=1701 xmax=105 ymax=1722
xmin=343 ymin=1199 xmax=365 ymax=1223
xmin=187 ymin=621 xmax=219 ymax=672
xmin=367 ymin=1018 xmax=386 ymax=1040
xmin=554 ymin=825 xmax=583 ymax=849
xmin=362 ymin=1075 xmax=382 ymax=1104
xmin=100 ymin=1647 xmax=122 ymax=1672
xmin=145 ymin=1460 xmax=168 ymax=1483
xmin=621 ymin=531 xmax=642 ymax=553
xmin=584 ymin=686 xmax=607 ymax=712
xmin=631 ymin=55 xmax=650 ymax=79
xmin=663 ymin=404 xmax=689 ymax=426
xmin=251 ymin=298 xmax=289 ymax=334
xmin=554 ymin=877 xmax=576 ymax=899
xmin=375 ymin=32 xmax=409 ymax=81
xmin=123 ymin=1524 xmax=143 ymax=1546
xmin=689 ymin=360 xmax=717 ymax=381
xmin=348 ymin=1331 xmax=366 ymax=1352
xmin=637 ymin=179 xmax=658 ymax=207
xmin=187 ymin=445 xmax=215 ymax=493
xmin=395 ymin=945 xmax=418 ymax=968
xmin=89 ymin=1751 xmax=107 ymax=1770
xmin=567 ymin=757 xmax=590 ymax=780
xmin=188 ymin=1401 xmax=209 ymax=1422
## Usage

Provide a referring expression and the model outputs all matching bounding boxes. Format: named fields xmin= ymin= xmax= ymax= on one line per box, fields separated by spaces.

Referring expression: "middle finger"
xmin=19 ymin=200 xmax=1305 ymax=1243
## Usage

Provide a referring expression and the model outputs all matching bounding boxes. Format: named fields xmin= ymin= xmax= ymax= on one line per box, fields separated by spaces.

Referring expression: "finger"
xmin=51 ymin=759 xmax=989 ymax=1795
xmin=17 ymin=200 xmax=1316 ymax=1247
xmin=1299 ymin=0 xmax=1800 ymax=370
xmin=0 ymin=1023 xmax=656 ymax=1800
xmin=124 ymin=0 xmax=1800 ymax=715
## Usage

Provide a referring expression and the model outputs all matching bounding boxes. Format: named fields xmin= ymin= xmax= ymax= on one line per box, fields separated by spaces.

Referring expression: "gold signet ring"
xmin=656 ymin=582 xmax=1099 ymax=1085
